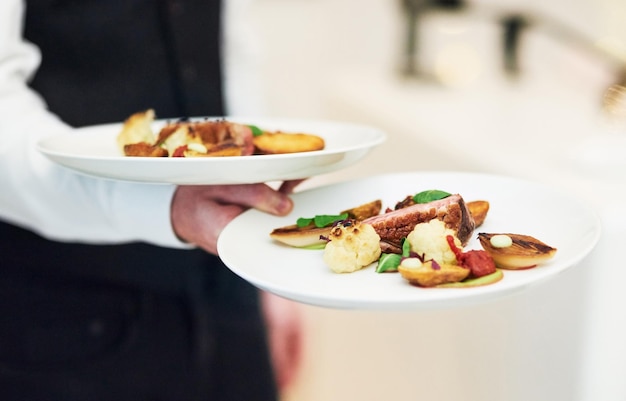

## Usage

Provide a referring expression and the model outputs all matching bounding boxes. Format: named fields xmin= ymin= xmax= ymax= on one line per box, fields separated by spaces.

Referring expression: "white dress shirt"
xmin=0 ymin=0 xmax=258 ymax=248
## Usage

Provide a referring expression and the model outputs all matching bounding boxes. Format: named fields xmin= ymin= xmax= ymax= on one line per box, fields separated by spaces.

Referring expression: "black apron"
xmin=0 ymin=1 xmax=277 ymax=400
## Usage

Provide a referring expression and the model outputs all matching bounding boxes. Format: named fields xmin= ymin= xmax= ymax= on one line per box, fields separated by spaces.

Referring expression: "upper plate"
xmin=218 ymin=172 xmax=601 ymax=310
xmin=37 ymin=117 xmax=386 ymax=185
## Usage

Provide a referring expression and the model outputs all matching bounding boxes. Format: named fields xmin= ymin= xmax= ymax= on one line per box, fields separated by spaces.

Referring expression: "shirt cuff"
xmin=109 ymin=182 xmax=193 ymax=249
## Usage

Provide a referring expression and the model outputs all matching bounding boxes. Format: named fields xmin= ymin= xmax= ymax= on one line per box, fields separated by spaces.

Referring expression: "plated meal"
xmin=117 ymin=109 xmax=326 ymax=157
xmin=270 ymin=189 xmax=557 ymax=289
xmin=37 ymin=113 xmax=386 ymax=184
xmin=217 ymin=172 xmax=601 ymax=309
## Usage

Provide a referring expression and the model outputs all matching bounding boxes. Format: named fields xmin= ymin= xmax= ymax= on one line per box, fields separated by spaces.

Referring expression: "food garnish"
xmin=412 ymin=189 xmax=452 ymax=204
xmin=376 ymin=253 xmax=403 ymax=273
xmin=248 ymin=124 xmax=264 ymax=137
xmin=477 ymin=233 xmax=557 ymax=270
xmin=296 ymin=213 xmax=349 ymax=228
xmin=376 ymin=239 xmax=411 ymax=273
xmin=490 ymin=234 xmax=513 ymax=248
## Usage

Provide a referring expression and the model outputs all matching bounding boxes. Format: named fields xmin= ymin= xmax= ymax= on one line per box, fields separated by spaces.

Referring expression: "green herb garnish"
xmin=376 ymin=253 xmax=402 ymax=273
xmin=376 ymin=238 xmax=411 ymax=273
xmin=248 ymin=124 xmax=264 ymax=137
xmin=401 ymin=238 xmax=411 ymax=257
xmin=412 ymin=189 xmax=452 ymax=204
xmin=296 ymin=213 xmax=349 ymax=228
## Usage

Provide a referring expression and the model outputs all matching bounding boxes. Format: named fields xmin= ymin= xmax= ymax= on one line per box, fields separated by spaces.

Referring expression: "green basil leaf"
xmin=412 ymin=189 xmax=452 ymax=204
xmin=296 ymin=213 xmax=349 ymax=228
xmin=376 ymin=253 xmax=402 ymax=273
xmin=296 ymin=217 xmax=313 ymax=227
xmin=248 ymin=124 xmax=264 ymax=137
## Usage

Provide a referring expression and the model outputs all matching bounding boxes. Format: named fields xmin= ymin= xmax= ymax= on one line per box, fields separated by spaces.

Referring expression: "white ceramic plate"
xmin=218 ymin=172 xmax=601 ymax=310
xmin=37 ymin=117 xmax=386 ymax=184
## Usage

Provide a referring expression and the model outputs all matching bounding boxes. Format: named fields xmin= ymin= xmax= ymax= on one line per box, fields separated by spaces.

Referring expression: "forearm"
xmin=0 ymin=0 xmax=185 ymax=248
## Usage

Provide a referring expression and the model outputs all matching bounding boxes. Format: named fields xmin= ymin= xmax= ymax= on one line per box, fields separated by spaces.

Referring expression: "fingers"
xmin=171 ymin=187 xmax=245 ymax=254
xmin=279 ymin=179 xmax=306 ymax=195
xmin=171 ymin=183 xmax=297 ymax=254
xmin=203 ymin=183 xmax=294 ymax=216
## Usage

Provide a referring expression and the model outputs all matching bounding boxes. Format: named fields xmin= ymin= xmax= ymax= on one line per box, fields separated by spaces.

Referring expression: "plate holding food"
xmin=37 ymin=111 xmax=386 ymax=184
xmin=217 ymin=172 xmax=601 ymax=309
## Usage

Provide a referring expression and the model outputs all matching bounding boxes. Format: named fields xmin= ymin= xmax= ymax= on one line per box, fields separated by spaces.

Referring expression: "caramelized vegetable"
xmin=478 ymin=233 xmax=557 ymax=270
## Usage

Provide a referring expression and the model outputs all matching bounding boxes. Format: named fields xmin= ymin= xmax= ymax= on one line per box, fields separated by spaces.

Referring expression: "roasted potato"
xmin=253 ymin=132 xmax=325 ymax=154
xmin=398 ymin=259 xmax=470 ymax=287
xmin=467 ymin=200 xmax=490 ymax=227
xmin=341 ymin=200 xmax=382 ymax=221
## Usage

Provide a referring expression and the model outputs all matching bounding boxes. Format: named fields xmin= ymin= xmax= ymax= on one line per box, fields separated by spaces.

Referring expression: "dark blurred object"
xmin=401 ymin=0 xmax=467 ymax=77
xmin=500 ymin=14 xmax=529 ymax=76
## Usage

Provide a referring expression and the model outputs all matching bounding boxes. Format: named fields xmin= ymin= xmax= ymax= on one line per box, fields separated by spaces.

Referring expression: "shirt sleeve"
xmin=0 ymin=0 xmax=188 ymax=248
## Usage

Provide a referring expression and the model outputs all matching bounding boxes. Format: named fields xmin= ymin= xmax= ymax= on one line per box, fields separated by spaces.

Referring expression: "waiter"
xmin=0 ymin=0 xmax=301 ymax=400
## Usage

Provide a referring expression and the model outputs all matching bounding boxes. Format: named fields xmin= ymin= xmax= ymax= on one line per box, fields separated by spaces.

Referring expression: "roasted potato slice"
xmin=253 ymin=132 xmax=325 ymax=154
xmin=398 ymin=260 xmax=470 ymax=287
xmin=467 ymin=200 xmax=490 ymax=227
xmin=341 ymin=199 xmax=382 ymax=220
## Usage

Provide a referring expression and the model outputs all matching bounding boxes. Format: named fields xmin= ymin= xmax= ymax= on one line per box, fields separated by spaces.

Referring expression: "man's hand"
xmin=171 ymin=182 xmax=299 ymax=254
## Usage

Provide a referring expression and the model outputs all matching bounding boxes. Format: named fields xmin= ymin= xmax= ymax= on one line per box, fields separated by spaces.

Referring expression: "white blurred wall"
xmin=249 ymin=0 xmax=626 ymax=118
xmin=244 ymin=1 xmax=626 ymax=401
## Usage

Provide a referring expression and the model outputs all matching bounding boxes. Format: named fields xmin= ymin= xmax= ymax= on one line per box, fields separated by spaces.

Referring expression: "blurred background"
xmin=242 ymin=1 xmax=626 ymax=400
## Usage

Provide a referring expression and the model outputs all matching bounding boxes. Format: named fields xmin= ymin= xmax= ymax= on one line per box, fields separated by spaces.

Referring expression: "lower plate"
xmin=218 ymin=172 xmax=601 ymax=309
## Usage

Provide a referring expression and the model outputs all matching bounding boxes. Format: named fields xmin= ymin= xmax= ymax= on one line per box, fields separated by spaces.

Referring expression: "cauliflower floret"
xmin=323 ymin=220 xmax=382 ymax=273
xmin=407 ymin=219 xmax=461 ymax=265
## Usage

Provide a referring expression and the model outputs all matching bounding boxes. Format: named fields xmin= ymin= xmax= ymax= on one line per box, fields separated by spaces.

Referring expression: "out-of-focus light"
xmin=595 ymin=36 xmax=626 ymax=64
xmin=433 ymin=43 xmax=482 ymax=87
xmin=435 ymin=18 xmax=469 ymax=35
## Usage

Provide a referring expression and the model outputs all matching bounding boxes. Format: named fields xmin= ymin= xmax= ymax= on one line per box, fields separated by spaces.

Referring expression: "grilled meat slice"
xmin=363 ymin=194 xmax=475 ymax=254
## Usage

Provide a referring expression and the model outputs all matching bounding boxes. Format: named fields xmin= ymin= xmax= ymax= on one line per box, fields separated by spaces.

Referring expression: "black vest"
xmin=1 ymin=0 xmax=232 ymax=294
xmin=24 ymin=0 xmax=224 ymax=125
